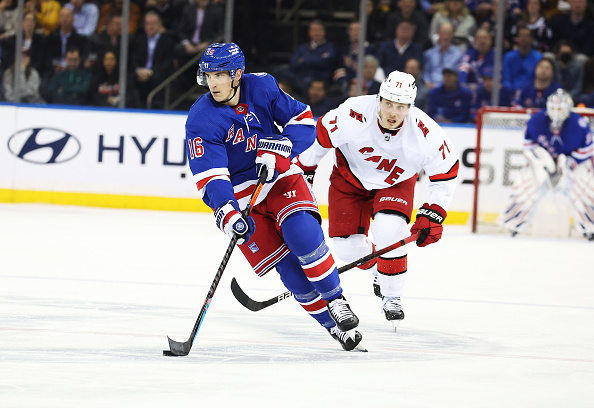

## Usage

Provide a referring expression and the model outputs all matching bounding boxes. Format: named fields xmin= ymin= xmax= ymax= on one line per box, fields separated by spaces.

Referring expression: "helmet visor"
xmin=197 ymin=68 xmax=234 ymax=87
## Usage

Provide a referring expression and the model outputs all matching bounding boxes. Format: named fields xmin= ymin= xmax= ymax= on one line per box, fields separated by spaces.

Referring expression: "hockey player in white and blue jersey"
xmin=185 ymin=42 xmax=366 ymax=351
xmin=499 ymin=89 xmax=594 ymax=239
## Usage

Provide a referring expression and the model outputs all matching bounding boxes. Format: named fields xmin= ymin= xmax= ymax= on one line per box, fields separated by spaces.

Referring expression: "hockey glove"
xmin=255 ymin=136 xmax=292 ymax=182
xmin=214 ymin=200 xmax=256 ymax=245
xmin=295 ymin=157 xmax=318 ymax=186
xmin=410 ymin=203 xmax=447 ymax=247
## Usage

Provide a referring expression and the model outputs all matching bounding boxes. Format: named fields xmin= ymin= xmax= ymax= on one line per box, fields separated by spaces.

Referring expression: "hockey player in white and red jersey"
xmin=185 ymin=43 xmax=366 ymax=351
xmin=297 ymin=70 xmax=460 ymax=330
xmin=498 ymin=89 xmax=594 ymax=240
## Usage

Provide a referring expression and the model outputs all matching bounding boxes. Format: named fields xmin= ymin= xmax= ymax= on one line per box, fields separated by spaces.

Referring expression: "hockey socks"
xmin=281 ymin=212 xmax=342 ymax=300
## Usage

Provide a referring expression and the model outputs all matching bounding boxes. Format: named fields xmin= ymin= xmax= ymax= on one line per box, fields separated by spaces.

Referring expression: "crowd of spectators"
xmin=0 ymin=0 xmax=225 ymax=108
xmin=272 ymin=0 xmax=594 ymax=123
xmin=1 ymin=0 xmax=594 ymax=122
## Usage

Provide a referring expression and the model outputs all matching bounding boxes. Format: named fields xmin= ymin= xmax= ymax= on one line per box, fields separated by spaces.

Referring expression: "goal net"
xmin=471 ymin=106 xmax=594 ymax=237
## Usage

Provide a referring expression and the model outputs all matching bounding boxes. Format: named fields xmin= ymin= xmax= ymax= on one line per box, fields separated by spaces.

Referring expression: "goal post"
xmin=472 ymin=105 xmax=594 ymax=235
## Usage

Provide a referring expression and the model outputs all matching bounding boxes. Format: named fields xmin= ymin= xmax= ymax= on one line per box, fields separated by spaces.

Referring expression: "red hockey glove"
xmin=255 ymin=136 xmax=292 ymax=182
xmin=295 ymin=157 xmax=318 ymax=186
xmin=214 ymin=200 xmax=256 ymax=245
xmin=410 ymin=203 xmax=447 ymax=247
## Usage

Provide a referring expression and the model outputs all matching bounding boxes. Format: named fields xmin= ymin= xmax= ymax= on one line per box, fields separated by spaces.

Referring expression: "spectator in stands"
xmin=97 ymin=0 xmax=140 ymax=35
xmin=549 ymin=0 xmax=594 ymax=61
xmin=404 ymin=56 xmax=429 ymax=111
xmin=129 ymin=11 xmax=176 ymax=109
xmin=346 ymin=55 xmax=382 ymax=98
xmin=89 ymin=50 xmax=119 ymax=107
xmin=336 ymin=20 xmax=376 ymax=89
xmin=502 ymin=26 xmax=543 ymax=90
xmin=40 ymin=7 xmax=87 ymax=82
xmin=474 ymin=0 xmax=513 ymax=51
xmin=64 ymin=0 xmax=98 ymax=37
xmin=428 ymin=67 xmax=472 ymax=123
xmin=366 ymin=0 xmax=393 ymax=44
xmin=513 ymin=57 xmax=560 ymax=108
xmin=553 ymin=40 xmax=584 ymax=100
xmin=289 ymin=19 xmax=339 ymax=94
xmin=0 ymin=0 xmax=17 ymax=40
xmin=1 ymin=12 xmax=44 ymax=74
xmin=423 ymin=22 xmax=464 ymax=88
xmin=47 ymin=47 xmax=92 ymax=105
xmin=507 ymin=0 xmax=553 ymax=53
xmin=376 ymin=19 xmax=423 ymax=76
xmin=384 ymin=0 xmax=431 ymax=49
xmin=470 ymin=65 xmax=513 ymax=121
xmin=175 ymin=0 xmax=224 ymax=88
xmin=305 ymin=78 xmax=340 ymax=117
xmin=145 ymin=0 xmax=182 ymax=32
xmin=2 ymin=50 xmax=45 ymax=103
xmin=429 ymin=0 xmax=477 ymax=52
xmin=85 ymin=14 xmax=121 ymax=71
xmin=25 ymin=0 xmax=61 ymax=35
xmin=457 ymin=28 xmax=494 ymax=91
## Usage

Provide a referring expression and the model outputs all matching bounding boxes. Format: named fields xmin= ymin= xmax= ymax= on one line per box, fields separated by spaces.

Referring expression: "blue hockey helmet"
xmin=197 ymin=43 xmax=245 ymax=86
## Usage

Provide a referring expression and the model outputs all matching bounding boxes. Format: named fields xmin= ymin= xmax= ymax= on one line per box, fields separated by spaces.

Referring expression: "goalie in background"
xmin=498 ymin=88 xmax=594 ymax=240
xmin=296 ymin=70 xmax=460 ymax=331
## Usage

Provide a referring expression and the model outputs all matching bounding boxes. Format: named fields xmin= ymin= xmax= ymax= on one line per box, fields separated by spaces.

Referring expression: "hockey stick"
xmin=230 ymin=232 xmax=421 ymax=312
xmin=163 ymin=168 xmax=268 ymax=357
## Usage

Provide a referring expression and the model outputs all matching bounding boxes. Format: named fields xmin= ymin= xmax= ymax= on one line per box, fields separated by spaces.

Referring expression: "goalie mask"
xmin=546 ymin=88 xmax=573 ymax=130
xmin=197 ymin=42 xmax=245 ymax=86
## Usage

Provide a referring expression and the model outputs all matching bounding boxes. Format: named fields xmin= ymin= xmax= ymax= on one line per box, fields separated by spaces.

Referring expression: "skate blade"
xmin=390 ymin=319 xmax=402 ymax=332
xmin=353 ymin=342 xmax=368 ymax=352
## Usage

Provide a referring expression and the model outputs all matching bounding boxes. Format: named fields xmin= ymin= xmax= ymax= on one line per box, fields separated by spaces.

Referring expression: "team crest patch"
xmin=248 ymin=242 xmax=259 ymax=253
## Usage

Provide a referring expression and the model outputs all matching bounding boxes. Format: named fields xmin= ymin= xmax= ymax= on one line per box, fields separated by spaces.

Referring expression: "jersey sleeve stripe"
xmin=573 ymin=145 xmax=594 ymax=161
xmin=316 ymin=115 xmax=335 ymax=148
xmin=286 ymin=108 xmax=315 ymax=127
xmin=429 ymin=160 xmax=460 ymax=182
xmin=193 ymin=168 xmax=230 ymax=196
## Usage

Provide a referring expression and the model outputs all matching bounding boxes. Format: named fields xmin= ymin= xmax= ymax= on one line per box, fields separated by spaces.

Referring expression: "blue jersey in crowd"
xmin=185 ymin=73 xmax=316 ymax=210
xmin=525 ymin=111 xmax=593 ymax=163
xmin=513 ymin=82 xmax=561 ymax=109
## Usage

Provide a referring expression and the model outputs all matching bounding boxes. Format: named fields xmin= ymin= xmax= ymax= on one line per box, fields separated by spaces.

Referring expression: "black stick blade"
xmin=230 ymin=278 xmax=293 ymax=312
xmin=163 ymin=336 xmax=192 ymax=356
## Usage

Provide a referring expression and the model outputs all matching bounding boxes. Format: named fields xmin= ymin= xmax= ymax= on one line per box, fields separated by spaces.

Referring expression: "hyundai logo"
xmin=7 ymin=128 xmax=81 ymax=164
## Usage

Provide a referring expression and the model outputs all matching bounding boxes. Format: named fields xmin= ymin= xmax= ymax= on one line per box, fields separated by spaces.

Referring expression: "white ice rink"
xmin=1 ymin=203 xmax=593 ymax=407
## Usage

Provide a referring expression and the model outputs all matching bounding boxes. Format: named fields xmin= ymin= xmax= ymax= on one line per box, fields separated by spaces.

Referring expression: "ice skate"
xmin=328 ymin=326 xmax=367 ymax=352
xmin=373 ymin=274 xmax=382 ymax=298
xmin=382 ymin=296 xmax=405 ymax=331
xmin=327 ymin=295 xmax=359 ymax=338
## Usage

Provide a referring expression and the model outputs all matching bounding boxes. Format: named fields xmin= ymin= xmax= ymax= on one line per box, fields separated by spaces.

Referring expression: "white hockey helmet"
xmin=378 ymin=70 xmax=417 ymax=107
xmin=546 ymin=88 xmax=573 ymax=124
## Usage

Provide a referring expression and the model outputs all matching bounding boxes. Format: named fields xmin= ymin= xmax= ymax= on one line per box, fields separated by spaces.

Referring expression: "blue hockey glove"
xmin=255 ymin=136 xmax=292 ymax=182
xmin=214 ymin=200 xmax=256 ymax=245
xmin=410 ymin=203 xmax=447 ymax=247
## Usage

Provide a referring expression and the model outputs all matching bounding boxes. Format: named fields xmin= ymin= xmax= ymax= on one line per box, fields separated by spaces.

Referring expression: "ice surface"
xmin=1 ymin=204 xmax=593 ymax=407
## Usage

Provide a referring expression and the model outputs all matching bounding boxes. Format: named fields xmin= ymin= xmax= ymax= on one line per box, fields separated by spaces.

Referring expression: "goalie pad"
xmin=498 ymin=146 xmax=562 ymax=234
xmin=497 ymin=161 xmax=549 ymax=234
xmin=524 ymin=146 xmax=557 ymax=186
xmin=564 ymin=159 xmax=594 ymax=235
